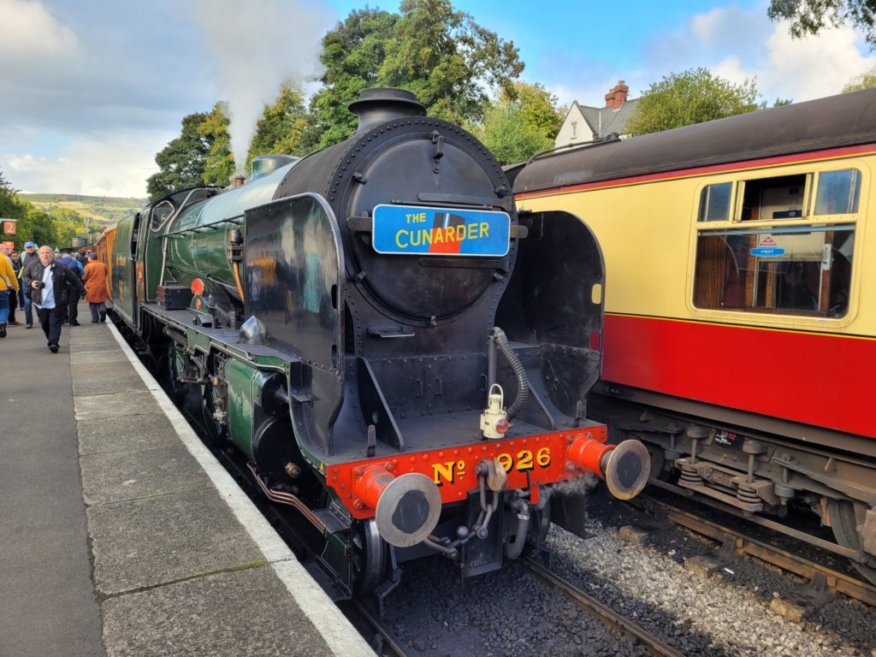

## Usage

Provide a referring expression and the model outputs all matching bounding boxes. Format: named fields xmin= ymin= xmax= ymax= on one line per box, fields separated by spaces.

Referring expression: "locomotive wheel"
xmin=351 ymin=520 xmax=387 ymax=597
xmin=828 ymin=499 xmax=876 ymax=585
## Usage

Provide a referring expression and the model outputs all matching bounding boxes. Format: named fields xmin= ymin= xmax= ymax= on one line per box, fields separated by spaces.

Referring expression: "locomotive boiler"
xmin=105 ymin=88 xmax=649 ymax=598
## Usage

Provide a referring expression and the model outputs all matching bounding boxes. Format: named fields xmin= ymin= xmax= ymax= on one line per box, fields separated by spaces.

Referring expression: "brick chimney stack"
xmin=604 ymin=80 xmax=629 ymax=110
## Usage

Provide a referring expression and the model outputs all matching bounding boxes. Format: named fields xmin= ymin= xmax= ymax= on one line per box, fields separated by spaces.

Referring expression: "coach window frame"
xmin=690 ymin=164 xmax=863 ymax=324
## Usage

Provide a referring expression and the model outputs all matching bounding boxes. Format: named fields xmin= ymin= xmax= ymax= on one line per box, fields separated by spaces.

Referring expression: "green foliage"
xmin=200 ymin=103 xmax=235 ymax=187
xmin=248 ymin=84 xmax=310 ymax=162
xmin=626 ymin=68 xmax=761 ymax=136
xmin=768 ymin=0 xmax=876 ymax=48
xmin=308 ymin=0 xmax=523 ymax=148
xmin=309 ymin=9 xmax=398 ymax=148
xmin=475 ymin=82 xmax=563 ymax=165
xmin=21 ymin=194 xmax=143 ymax=226
xmin=843 ymin=66 xmax=876 ymax=91
xmin=0 ymin=167 xmax=94 ymax=248
xmin=146 ymin=0 xmax=525 ymax=187
xmin=146 ymin=112 xmax=214 ymax=199
xmin=379 ymin=0 xmax=524 ymax=124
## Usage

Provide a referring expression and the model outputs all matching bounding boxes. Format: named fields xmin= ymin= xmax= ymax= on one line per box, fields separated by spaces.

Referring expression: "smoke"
xmin=191 ymin=0 xmax=333 ymax=175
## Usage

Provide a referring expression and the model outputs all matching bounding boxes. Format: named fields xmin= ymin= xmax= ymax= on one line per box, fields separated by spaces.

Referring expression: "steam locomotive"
xmin=99 ymin=88 xmax=649 ymax=598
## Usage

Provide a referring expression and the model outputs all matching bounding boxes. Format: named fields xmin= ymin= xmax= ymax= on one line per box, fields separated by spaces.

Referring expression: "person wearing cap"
xmin=20 ymin=241 xmax=39 ymax=328
xmin=0 ymin=243 xmax=20 ymax=338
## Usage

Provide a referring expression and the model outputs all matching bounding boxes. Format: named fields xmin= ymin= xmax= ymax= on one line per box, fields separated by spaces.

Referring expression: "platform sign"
xmin=1 ymin=218 xmax=16 ymax=235
xmin=372 ymin=204 xmax=510 ymax=257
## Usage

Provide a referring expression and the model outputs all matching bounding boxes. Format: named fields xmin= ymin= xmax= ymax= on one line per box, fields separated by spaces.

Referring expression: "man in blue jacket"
xmin=58 ymin=248 xmax=84 ymax=326
xmin=22 ymin=246 xmax=85 ymax=353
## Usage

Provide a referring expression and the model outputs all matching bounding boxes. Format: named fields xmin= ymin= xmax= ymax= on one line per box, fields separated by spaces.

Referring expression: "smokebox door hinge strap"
xmin=431 ymin=130 xmax=444 ymax=173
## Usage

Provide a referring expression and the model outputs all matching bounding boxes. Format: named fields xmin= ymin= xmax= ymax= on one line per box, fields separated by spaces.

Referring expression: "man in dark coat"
xmin=22 ymin=245 xmax=85 ymax=353
xmin=19 ymin=241 xmax=39 ymax=327
xmin=58 ymin=248 xmax=84 ymax=325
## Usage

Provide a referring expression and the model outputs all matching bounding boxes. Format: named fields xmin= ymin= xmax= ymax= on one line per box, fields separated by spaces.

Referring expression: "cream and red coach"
xmin=513 ymin=88 xmax=876 ymax=582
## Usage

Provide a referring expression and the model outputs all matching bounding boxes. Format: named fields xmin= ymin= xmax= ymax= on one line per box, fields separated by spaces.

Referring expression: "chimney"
xmin=604 ymin=80 xmax=629 ymax=110
xmin=228 ymin=174 xmax=245 ymax=189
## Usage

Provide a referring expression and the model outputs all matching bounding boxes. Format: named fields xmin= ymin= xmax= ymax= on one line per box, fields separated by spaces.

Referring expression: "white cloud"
xmin=759 ymin=22 xmax=875 ymax=100
xmin=629 ymin=5 xmax=875 ymax=104
xmin=4 ymin=130 xmax=173 ymax=197
xmin=0 ymin=0 xmax=77 ymax=56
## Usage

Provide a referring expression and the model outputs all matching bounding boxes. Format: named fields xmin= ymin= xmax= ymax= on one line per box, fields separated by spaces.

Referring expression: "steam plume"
xmin=192 ymin=0 xmax=332 ymax=174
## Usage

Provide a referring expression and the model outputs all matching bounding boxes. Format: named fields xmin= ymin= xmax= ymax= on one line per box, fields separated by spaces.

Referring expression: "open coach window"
xmin=693 ymin=169 xmax=859 ymax=318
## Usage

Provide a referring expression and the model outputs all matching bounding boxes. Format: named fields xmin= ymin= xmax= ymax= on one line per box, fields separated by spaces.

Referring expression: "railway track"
xmin=344 ymin=600 xmax=409 ymax=657
xmin=521 ymin=556 xmax=685 ymax=657
xmin=633 ymin=481 xmax=876 ymax=608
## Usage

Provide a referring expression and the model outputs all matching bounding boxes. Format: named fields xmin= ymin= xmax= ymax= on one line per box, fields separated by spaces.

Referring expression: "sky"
xmin=1 ymin=0 xmax=873 ymax=198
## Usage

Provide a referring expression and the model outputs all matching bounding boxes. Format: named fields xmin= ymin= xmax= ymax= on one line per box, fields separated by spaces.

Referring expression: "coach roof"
xmin=514 ymin=88 xmax=876 ymax=194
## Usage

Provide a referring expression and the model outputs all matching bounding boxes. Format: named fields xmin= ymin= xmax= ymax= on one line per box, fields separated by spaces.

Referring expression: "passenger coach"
xmin=513 ymin=89 xmax=876 ymax=582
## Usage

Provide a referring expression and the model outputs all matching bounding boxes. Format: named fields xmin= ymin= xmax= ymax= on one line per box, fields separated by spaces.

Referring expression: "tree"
xmin=308 ymin=9 xmax=399 ymax=148
xmin=199 ymin=103 xmax=234 ymax=188
xmin=309 ymin=0 xmax=523 ymax=148
xmin=146 ymin=112 xmax=214 ymax=199
xmin=626 ymin=68 xmax=760 ymax=136
xmin=768 ymin=0 xmax=876 ymax=48
xmin=248 ymin=84 xmax=310 ymax=162
xmin=843 ymin=66 xmax=876 ymax=91
xmin=475 ymin=81 xmax=564 ymax=165
xmin=379 ymin=0 xmax=524 ymax=124
xmin=0 ymin=169 xmax=67 ymax=248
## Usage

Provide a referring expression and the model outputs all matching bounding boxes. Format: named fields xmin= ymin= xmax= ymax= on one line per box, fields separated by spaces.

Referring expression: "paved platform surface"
xmin=0 ymin=307 xmax=375 ymax=657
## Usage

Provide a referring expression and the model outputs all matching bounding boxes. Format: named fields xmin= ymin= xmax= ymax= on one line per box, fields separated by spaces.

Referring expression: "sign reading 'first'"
xmin=372 ymin=204 xmax=510 ymax=257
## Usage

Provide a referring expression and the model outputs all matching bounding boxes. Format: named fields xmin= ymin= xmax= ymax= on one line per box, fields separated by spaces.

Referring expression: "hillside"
xmin=20 ymin=193 xmax=145 ymax=227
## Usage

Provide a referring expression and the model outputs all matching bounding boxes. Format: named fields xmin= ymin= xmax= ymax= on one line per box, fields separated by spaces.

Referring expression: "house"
xmin=554 ymin=80 xmax=639 ymax=147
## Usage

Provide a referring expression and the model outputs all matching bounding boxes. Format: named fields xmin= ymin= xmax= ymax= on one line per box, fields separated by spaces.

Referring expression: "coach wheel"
xmin=351 ymin=519 xmax=386 ymax=597
xmin=828 ymin=499 xmax=876 ymax=585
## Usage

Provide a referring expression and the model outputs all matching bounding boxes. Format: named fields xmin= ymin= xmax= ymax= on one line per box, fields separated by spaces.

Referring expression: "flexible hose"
xmin=492 ymin=327 xmax=530 ymax=418
xmin=504 ymin=498 xmax=531 ymax=560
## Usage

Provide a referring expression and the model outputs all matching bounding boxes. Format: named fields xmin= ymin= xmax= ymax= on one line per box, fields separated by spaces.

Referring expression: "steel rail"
xmin=350 ymin=600 xmax=408 ymax=657
xmin=635 ymin=488 xmax=876 ymax=607
xmin=522 ymin=557 xmax=686 ymax=657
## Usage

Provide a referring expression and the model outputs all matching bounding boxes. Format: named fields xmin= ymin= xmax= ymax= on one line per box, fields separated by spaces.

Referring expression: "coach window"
xmin=815 ymin=169 xmax=860 ymax=215
xmin=693 ymin=225 xmax=854 ymax=318
xmin=697 ymin=182 xmax=732 ymax=221
xmin=739 ymin=174 xmax=807 ymax=220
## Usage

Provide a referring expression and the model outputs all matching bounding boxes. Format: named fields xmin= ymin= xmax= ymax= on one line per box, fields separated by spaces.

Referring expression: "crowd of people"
xmin=0 ymin=243 xmax=110 ymax=353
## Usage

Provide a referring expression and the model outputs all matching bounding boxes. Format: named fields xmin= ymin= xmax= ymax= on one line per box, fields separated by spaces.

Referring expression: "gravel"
xmin=368 ymin=491 xmax=876 ymax=657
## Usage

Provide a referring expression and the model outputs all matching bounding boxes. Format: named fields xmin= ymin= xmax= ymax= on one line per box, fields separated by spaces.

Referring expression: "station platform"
xmin=0 ymin=307 xmax=375 ymax=657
